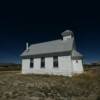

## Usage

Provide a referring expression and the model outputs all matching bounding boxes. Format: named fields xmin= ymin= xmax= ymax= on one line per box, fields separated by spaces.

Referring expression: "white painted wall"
xmin=22 ymin=59 xmax=33 ymax=74
xmin=58 ymin=56 xmax=73 ymax=76
xmin=63 ymin=35 xmax=72 ymax=40
xmin=22 ymin=56 xmax=73 ymax=76
xmin=72 ymin=59 xmax=84 ymax=74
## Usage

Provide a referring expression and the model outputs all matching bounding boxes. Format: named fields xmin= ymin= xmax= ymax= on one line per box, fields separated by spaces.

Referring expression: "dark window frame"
xmin=30 ymin=58 xmax=34 ymax=68
xmin=53 ymin=56 xmax=58 ymax=68
xmin=41 ymin=57 xmax=45 ymax=68
xmin=76 ymin=60 xmax=78 ymax=63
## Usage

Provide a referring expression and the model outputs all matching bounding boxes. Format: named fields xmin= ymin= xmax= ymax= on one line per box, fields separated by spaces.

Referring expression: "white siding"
xmin=72 ymin=59 xmax=84 ymax=74
xmin=63 ymin=35 xmax=72 ymax=40
xmin=33 ymin=58 xmax=41 ymax=74
xmin=22 ymin=56 xmax=73 ymax=76
xmin=22 ymin=59 xmax=33 ymax=74
xmin=58 ymin=56 xmax=73 ymax=76
xmin=32 ymin=57 xmax=53 ymax=75
xmin=45 ymin=57 xmax=53 ymax=74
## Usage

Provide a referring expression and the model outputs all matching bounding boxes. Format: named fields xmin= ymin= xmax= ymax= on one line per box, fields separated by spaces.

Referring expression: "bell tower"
xmin=61 ymin=30 xmax=74 ymax=41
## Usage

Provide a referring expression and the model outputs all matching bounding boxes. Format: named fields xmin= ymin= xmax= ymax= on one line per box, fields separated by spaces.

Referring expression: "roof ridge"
xmin=29 ymin=39 xmax=62 ymax=47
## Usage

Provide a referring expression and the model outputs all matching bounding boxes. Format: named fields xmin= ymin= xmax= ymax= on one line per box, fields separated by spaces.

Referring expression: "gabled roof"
xmin=72 ymin=50 xmax=83 ymax=59
xmin=21 ymin=38 xmax=74 ymax=57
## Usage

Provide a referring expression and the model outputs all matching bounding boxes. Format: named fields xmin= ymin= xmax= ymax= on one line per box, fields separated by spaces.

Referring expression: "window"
xmin=41 ymin=57 xmax=45 ymax=68
xmin=53 ymin=56 xmax=58 ymax=68
xmin=76 ymin=60 xmax=78 ymax=63
xmin=30 ymin=58 xmax=34 ymax=68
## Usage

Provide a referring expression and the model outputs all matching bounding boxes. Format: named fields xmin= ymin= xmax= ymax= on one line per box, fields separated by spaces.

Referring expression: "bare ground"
xmin=0 ymin=70 xmax=100 ymax=100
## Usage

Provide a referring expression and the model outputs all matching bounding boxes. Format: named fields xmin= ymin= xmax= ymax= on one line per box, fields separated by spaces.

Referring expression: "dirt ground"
xmin=0 ymin=70 xmax=100 ymax=100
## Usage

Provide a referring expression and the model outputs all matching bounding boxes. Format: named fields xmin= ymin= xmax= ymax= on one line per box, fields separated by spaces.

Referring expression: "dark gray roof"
xmin=61 ymin=30 xmax=74 ymax=36
xmin=21 ymin=38 xmax=74 ymax=57
xmin=72 ymin=50 xmax=83 ymax=59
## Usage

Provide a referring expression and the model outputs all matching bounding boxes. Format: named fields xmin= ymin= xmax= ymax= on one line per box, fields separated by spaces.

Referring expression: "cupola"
xmin=61 ymin=30 xmax=74 ymax=40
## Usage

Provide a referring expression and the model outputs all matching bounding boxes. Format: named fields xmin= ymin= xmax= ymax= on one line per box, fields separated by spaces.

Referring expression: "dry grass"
xmin=0 ymin=70 xmax=100 ymax=100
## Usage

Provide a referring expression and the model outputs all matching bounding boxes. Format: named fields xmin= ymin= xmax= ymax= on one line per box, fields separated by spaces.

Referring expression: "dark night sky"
xmin=0 ymin=1 xmax=100 ymax=64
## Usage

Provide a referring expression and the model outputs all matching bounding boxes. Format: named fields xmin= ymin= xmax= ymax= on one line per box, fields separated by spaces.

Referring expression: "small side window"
xmin=41 ymin=57 xmax=45 ymax=68
xmin=30 ymin=58 xmax=34 ymax=68
xmin=53 ymin=56 xmax=58 ymax=68
xmin=76 ymin=60 xmax=78 ymax=63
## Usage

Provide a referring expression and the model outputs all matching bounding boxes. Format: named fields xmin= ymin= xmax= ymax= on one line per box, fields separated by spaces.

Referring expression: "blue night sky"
xmin=0 ymin=1 xmax=100 ymax=64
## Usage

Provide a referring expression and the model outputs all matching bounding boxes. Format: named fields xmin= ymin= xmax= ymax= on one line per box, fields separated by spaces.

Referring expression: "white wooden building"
xmin=21 ymin=30 xmax=84 ymax=76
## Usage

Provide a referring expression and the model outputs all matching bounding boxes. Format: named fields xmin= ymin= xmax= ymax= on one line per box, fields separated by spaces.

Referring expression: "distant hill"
xmin=0 ymin=63 xmax=21 ymax=71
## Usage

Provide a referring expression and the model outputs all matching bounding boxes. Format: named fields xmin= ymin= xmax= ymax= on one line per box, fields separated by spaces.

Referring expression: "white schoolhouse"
xmin=21 ymin=30 xmax=84 ymax=76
